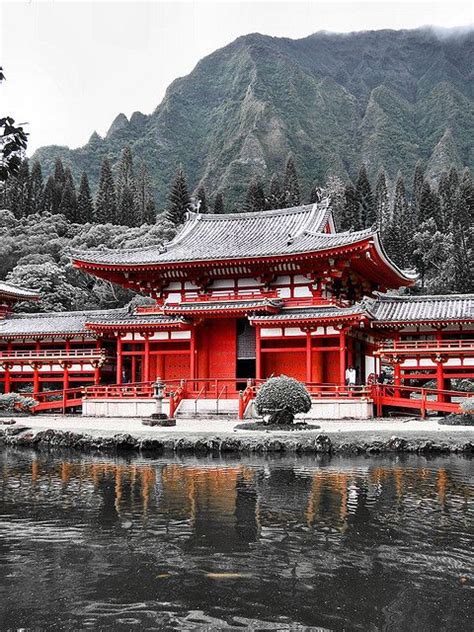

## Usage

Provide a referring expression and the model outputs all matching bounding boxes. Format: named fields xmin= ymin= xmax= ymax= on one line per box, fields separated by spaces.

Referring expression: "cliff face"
xmin=33 ymin=27 xmax=474 ymax=207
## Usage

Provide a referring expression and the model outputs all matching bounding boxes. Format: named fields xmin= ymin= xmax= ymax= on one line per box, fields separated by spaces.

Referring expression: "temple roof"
xmin=0 ymin=309 xmax=125 ymax=338
xmin=0 ymin=281 xmax=40 ymax=301
xmin=365 ymin=294 xmax=474 ymax=324
xmin=163 ymin=297 xmax=283 ymax=316
xmin=249 ymin=304 xmax=368 ymax=324
xmin=86 ymin=312 xmax=189 ymax=331
xmin=72 ymin=200 xmax=360 ymax=267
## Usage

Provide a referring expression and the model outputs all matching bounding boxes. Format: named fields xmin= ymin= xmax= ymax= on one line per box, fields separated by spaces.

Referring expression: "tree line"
xmin=0 ymin=147 xmax=156 ymax=227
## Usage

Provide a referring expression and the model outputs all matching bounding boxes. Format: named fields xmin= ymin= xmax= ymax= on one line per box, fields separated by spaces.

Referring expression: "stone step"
xmin=175 ymin=411 xmax=238 ymax=420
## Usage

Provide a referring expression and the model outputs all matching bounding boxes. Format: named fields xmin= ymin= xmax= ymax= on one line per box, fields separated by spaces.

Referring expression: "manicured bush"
xmin=439 ymin=398 xmax=474 ymax=426
xmin=255 ymin=376 xmax=312 ymax=425
xmin=0 ymin=392 xmax=37 ymax=414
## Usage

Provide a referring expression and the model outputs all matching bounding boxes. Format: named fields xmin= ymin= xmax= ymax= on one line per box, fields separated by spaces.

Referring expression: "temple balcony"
xmin=375 ymin=339 xmax=474 ymax=357
xmin=0 ymin=348 xmax=108 ymax=364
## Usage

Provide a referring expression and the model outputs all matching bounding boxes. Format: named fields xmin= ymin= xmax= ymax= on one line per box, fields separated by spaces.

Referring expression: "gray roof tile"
xmin=0 ymin=281 xmax=40 ymax=300
xmin=0 ymin=309 xmax=125 ymax=337
xmin=73 ymin=201 xmax=376 ymax=266
xmin=366 ymin=294 xmax=474 ymax=323
xmin=164 ymin=298 xmax=283 ymax=313
xmin=250 ymin=305 xmax=366 ymax=322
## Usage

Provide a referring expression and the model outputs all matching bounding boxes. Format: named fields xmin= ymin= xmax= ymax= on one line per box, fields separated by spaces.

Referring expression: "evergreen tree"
xmin=244 ymin=177 xmax=266 ymax=212
xmin=437 ymin=171 xmax=451 ymax=232
xmin=134 ymin=161 xmax=155 ymax=224
xmin=63 ymin=166 xmax=74 ymax=189
xmin=6 ymin=159 xmax=30 ymax=218
xmin=196 ymin=186 xmax=208 ymax=213
xmin=447 ymin=166 xmax=460 ymax=195
xmin=355 ymin=163 xmax=375 ymax=228
xmin=391 ymin=172 xmax=414 ymax=268
xmin=28 ymin=161 xmax=44 ymax=215
xmin=53 ymin=157 xmax=65 ymax=188
xmin=418 ymin=180 xmax=442 ymax=228
xmin=411 ymin=160 xmax=425 ymax=229
xmin=59 ymin=180 xmax=78 ymax=223
xmin=213 ymin=192 xmax=225 ymax=214
xmin=166 ymin=166 xmax=190 ymax=225
xmin=374 ymin=168 xmax=390 ymax=231
xmin=324 ymin=175 xmax=345 ymax=228
xmin=267 ymin=173 xmax=283 ymax=210
xmin=95 ymin=157 xmax=117 ymax=224
xmin=452 ymin=168 xmax=473 ymax=231
xmin=283 ymin=153 xmax=300 ymax=207
xmin=42 ymin=175 xmax=57 ymax=214
xmin=339 ymin=184 xmax=358 ymax=231
xmin=116 ymin=146 xmax=137 ymax=226
xmin=77 ymin=173 xmax=94 ymax=223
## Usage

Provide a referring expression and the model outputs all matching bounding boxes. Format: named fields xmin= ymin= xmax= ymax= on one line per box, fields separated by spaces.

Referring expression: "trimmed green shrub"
xmin=255 ymin=376 xmax=312 ymax=425
xmin=439 ymin=398 xmax=474 ymax=426
xmin=0 ymin=392 xmax=37 ymax=414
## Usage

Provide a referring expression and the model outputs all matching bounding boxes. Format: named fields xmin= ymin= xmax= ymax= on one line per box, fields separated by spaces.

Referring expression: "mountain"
xmin=33 ymin=27 xmax=474 ymax=208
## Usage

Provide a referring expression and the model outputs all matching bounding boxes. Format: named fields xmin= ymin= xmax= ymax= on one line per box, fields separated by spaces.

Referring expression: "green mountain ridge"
xmin=33 ymin=26 xmax=474 ymax=208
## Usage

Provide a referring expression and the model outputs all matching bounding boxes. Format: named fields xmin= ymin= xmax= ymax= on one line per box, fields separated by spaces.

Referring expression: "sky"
xmin=1 ymin=0 xmax=473 ymax=154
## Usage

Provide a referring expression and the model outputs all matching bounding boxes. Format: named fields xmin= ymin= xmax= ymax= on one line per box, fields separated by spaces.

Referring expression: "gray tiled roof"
xmin=0 ymin=309 xmax=126 ymax=337
xmin=87 ymin=313 xmax=189 ymax=327
xmin=0 ymin=281 xmax=40 ymax=300
xmin=250 ymin=305 xmax=367 ymax=322
xmin=366 ymin=294 xmax=474 ymax=323
xmin=164 ymin=298 xmax=283 ymax=313
xmin=73 ymin=201 xmax=378 ymax=266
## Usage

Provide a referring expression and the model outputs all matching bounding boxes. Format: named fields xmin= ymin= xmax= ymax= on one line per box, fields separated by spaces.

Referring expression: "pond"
xmin=0 ymin=449 xmax=472 ymax=631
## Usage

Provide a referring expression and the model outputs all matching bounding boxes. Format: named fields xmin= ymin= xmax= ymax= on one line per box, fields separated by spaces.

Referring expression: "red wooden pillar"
xmin=255 ymin=327 xmax=262 ymax=380
xmin=143 ymin=334 xmax=150 ymax=382
xmin=435 ymin=355 xmax=446 ymax=402
xmin=62 ymin=362 xmax=70 ymax=413
xmin=131 ymin=355 xmax=137 ymax=383
xmin=306 ymin=330 xmax=312 ymax=383
xmin=4 ymin=364 xmax=11 ymax=394
xmin=33 ymin=363 xmax=40 ymax=398
xmin=116 ymin=336 xmax=123 ymax=384
xmin=190 ymin=327 xmax=196 ymax=381
xmin=93 ymin=364 xmax=100 ymax=385
xmin=393 ymin=358 xmax=401 ymax=398
xmin=339 ymin=329 xmax=347 ymax=386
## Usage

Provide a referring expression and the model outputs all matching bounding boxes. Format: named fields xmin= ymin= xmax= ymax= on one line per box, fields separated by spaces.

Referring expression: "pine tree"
xmin=28 ymin=161 xmax=44 ymax=215
xmin=267 ymin=173 xmax=283 ymax=210
xmin=339 ymin=184 xmax=358 ymax=231
xmin=53 ymin=157 xmax=65 ymax=188
xmin=418 ymin=180 xmax=442 ymax=228
xmin=77 ymin=173 xmax=94 ymax=223
xmin=7 ymin=159 xmax=30 ymax=218
xmin=355 ymin=163 xmax=375 ymax=228
xmin=42 ymin=176 xmax=57 ymax=214
xmin=134 ymin=161 xmax=155 ymax=224
xmin=448 ymin=166 xmax=460 ymax=195
xmin=437 ymin=171 xmax=451 ymax=232
xmin=309 ymin=183 xmax=323 ymax=204
xmin=213 ymin=192 xmax=225 ymax=214
xmin=244 ymin=177 xmax=266 ymax=212
xmin=116 ymin=146 xmax=137 ymax=226
xmin=283 ymin=153 xmax=300 ymax=207
xmin=391 ymin=172 xmax=414 ymax=268
xmin=166 ymin=166 xmax=190 ymax=225
xmin=324 ymin=174 xmax=345 ymax=228
xmin=95 ymin=157 xmax=117 ymax=224
xmin=374 ymin=168 xmax=390 ymax=231
xmin=59 ymin=180 xmax=78 ymax=223
xmin=196 ymin=186 xmax=208 ymax=213
xmin=452 ymin=168 xmax=472 ymax=229
xmin=411 ymin=160 xmax=424 ymax=229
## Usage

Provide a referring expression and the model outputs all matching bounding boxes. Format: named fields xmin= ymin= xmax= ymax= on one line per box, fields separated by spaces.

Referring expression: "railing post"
xmin=238 ymin=391 xmax=244 ymax=420
xmin=420 ymin=388 xmax=426 ymax=419
xmin=169 ymin=392 xmax=175 ymax=418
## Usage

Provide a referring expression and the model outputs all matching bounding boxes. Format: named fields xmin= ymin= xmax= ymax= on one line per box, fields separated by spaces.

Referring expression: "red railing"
xmin=376 ymin=339 xmax=474 ymax=354
xmin=0 ymin=348 xmax=106 ymax=360
xmin=28 ymin=387 xmax=84 ymax=413
xmin=84 ymin=381 xmax=156 ymax=399
xmin=371 ymin=383 xmax=473 ymax=418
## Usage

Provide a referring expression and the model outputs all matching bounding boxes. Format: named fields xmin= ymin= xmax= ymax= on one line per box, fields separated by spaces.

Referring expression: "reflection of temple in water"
xmin=1 ymin=455 xmax=471 ymax=544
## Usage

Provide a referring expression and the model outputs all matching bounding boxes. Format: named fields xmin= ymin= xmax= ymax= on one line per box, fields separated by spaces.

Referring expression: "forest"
xmin=0 ymin=145 xmax=472 ymax=313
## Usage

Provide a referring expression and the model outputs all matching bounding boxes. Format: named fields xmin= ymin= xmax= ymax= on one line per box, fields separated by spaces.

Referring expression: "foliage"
xmin=439 ymin=398 xmax=474 ymax=426
xmin=283 ymin=154 xmax=300 ymax=207
xmin=244 ymin=177 xmax=266 ymax=212
xmin=255 ymin=376 xmax=312 ymax=424
xmin=95 ymin=157 xmax=117 ymax=224
xmin=460 ymin=398 xmax=474 ymax=413
xmin=355 ymin=164 xmax=375 ymax=229
xmin=0 ymin=392 xmax=37 ymax=413
xmin=166 ymin=166 xmax=190 ymax=225
xmin=0 ymin=68 xmax=28 ymax=181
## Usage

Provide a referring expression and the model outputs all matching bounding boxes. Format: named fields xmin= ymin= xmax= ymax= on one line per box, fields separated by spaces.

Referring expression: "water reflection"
xmin=0 ymin=450 xmax=472 ymax=630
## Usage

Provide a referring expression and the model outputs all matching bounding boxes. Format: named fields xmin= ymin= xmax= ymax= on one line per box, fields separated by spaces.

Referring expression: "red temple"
xmin=0 ymin=201 xmax=472 ymax=417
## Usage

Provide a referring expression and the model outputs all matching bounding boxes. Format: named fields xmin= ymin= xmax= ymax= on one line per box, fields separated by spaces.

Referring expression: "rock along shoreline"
xmin=1 ymin=426 xmax=473 ymax=456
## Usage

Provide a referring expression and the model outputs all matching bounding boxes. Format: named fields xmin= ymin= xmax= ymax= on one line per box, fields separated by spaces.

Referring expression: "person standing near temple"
xmin=345 ymin=366 xmax=357 ymax=387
